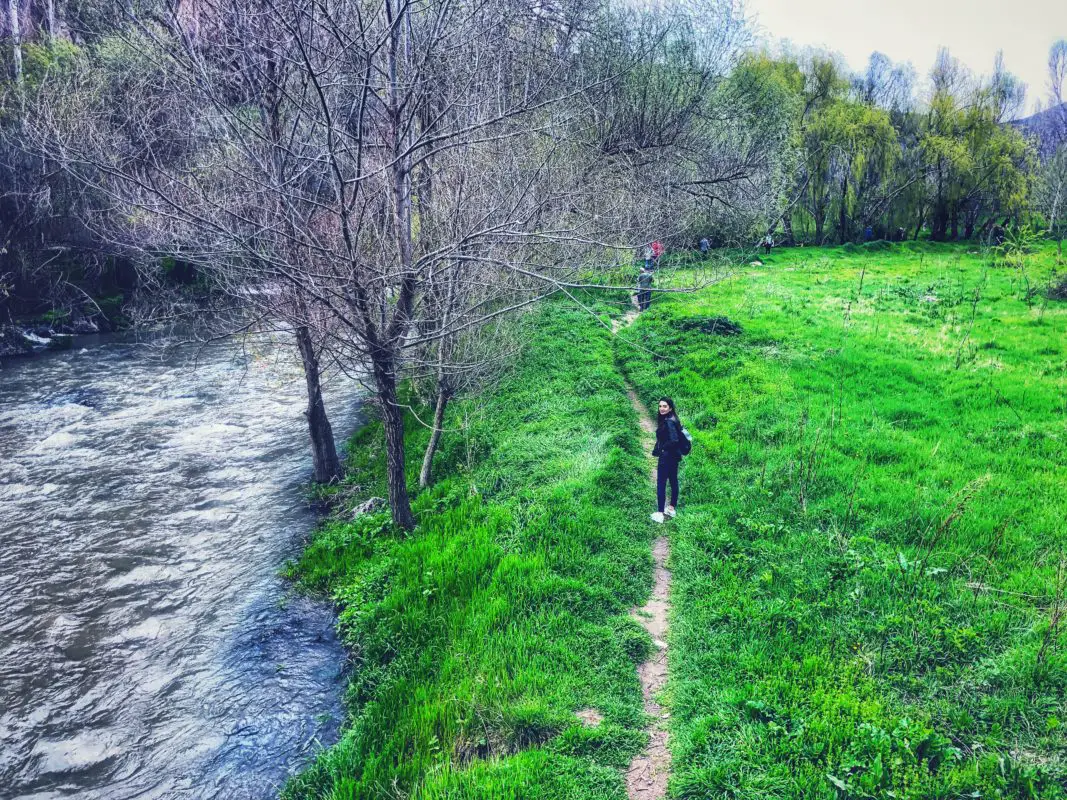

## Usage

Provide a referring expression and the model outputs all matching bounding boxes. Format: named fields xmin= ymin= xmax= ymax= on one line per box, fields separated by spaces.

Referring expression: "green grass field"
xmin=619 ymin=242 xmax=1067 ymax=798
xmin=286 ymin=242 xmax=1066 ymax=799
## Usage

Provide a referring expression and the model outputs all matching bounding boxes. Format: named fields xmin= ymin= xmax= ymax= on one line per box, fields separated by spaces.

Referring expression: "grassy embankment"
xmin=286 ymin=242 xmax=1066 ymax=799
xmin=283 ymin=303 xmax=655 ymax=799
xmin=618 ymin=242 xmax=1067 ymax=798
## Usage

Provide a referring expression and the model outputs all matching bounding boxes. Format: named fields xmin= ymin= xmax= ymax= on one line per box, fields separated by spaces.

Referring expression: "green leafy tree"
xmin=920 ymin=49 xmax=1032 ymax=241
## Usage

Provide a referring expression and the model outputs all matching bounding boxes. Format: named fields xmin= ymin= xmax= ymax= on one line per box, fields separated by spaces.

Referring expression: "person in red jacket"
xmin=650 ymin=240 xmax=664 ymax=267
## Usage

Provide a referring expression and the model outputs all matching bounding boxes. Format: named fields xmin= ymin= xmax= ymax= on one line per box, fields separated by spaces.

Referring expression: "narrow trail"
xmin=612 ymin=302 xmax=673 ymax=800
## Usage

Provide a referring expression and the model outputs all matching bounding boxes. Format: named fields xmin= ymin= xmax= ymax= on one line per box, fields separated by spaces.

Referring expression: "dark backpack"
xmin=678 ymin=422 xmax=692 ymax=456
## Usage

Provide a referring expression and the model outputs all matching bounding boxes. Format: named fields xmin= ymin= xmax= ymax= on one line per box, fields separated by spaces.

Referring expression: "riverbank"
xmin=284 ymin=302 xmax=654 ymax=798
xmin=286 ymin=242 xmax=1066 ymax=799
xmin=0 ymin=315 xmax=116 ymax=360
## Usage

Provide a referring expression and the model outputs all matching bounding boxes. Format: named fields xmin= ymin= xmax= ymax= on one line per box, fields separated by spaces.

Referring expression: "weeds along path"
xmin=613 ymin=304 xmax=672 ymax=800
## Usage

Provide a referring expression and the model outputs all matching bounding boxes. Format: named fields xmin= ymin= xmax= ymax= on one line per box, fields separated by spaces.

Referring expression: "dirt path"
xmin=612 ymin=308 xmax=640 ymax=333
xmin=613 ymin=300 xmax=673 ymax=800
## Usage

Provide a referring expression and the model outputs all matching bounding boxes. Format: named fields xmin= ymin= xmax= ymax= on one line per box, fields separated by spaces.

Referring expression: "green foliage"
xmin=762 ymin=49 xmax=1038 ymax=247
xmin=994 ymin=224 xmax=1041 ymax=269
xmin=39 ymin=309 xmax=70 ymax=324
xmin=284 ymin=304 xmax=654 ymax=799
xmin=920 ymin=79 xmax=1033 ymax=242
xmin=618 ymin=242 xmax=1067 ymax=799
xmin=0 ymin=39 xmax=80 ymax=100
xmin=21 ymin=40 xmax=80 ymax=79
xmin=94 ymin=293 xmax=124 ymax=321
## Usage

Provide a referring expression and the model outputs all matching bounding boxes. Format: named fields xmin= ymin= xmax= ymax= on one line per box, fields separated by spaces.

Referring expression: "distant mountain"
xmin=1012 ymin=103 xmax=1067 ymax=158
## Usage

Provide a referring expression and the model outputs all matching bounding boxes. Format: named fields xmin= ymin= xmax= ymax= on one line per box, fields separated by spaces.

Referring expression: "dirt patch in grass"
xmin=576 ymin=708 xmax=604 ymax=727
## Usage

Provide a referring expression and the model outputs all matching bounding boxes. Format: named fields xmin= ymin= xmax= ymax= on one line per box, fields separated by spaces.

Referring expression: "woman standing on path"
xmin=651 ymin=397 xmax=683 ymax=523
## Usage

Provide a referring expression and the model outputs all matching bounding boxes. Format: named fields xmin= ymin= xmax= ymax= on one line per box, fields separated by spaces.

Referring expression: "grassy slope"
xmin=283 ymin=303 xmax=654 ymax=799
xmin=617 ymin=242 xmax=1067 ymax=799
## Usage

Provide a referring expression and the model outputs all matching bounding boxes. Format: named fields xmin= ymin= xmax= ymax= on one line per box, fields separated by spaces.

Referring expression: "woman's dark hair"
xmin=658 ymin=396 xmax=677 ymax=419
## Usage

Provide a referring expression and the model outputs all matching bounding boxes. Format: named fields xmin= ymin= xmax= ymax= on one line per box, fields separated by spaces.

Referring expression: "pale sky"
xmin=744 ymin=0 xmax=1067 ymax=114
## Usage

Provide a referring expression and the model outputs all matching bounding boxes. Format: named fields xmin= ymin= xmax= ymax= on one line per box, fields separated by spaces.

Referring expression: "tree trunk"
xmin=295 ymin=325 xmax=341 ymax=483
xmin=931 ymin=162 xmax=947 ymax=241
xmin=9 ymin=0 xmax=23 ymax=85
xmin=419 ymin=263 xmax=456 ymax=489
xmin=838 ymin=168 xmax=850 ymax=244
xmin=419 ymin=387 xmax=449 ymax=488
xmin=369 ymin=0 xmax=418 ymax=532
xmin=371 ymin=351 xmax=416 ymax=530
xmin=931 ymin=209 xmax=946 ymax=240
xmin=1052 ymin=199 xmax=1062 ymax=257
xmin=782 ymin=211 xmax=795 ymax=245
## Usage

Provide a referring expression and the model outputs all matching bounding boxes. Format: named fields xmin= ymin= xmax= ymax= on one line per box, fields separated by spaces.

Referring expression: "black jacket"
xmin=652 ymin=416 xmax=681 ymax=458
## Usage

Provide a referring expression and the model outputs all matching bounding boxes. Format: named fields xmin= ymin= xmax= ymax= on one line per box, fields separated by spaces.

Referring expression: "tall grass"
xmin=618 ymin=242 xmax=1067 ymax=798
xmin=283 ymin=304 xmax=655 ymax=799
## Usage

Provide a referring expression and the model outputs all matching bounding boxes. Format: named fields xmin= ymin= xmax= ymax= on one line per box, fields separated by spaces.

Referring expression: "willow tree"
xmin=809 ymin=99 xmax=896 ymax=243
xmin=796 ymin=55 xmax=851 ymax=243
xmin=920 ymin=49 xmax=1032 ymax=241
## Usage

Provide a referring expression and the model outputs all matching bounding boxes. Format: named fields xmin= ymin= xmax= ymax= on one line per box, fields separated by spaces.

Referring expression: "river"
xmin=0 ymin=334 xmax=352 ymax=799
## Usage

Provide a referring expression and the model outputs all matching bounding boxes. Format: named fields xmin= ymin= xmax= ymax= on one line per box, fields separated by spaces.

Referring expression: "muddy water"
xmin=0 ymin=336 xmax=352 ymax=799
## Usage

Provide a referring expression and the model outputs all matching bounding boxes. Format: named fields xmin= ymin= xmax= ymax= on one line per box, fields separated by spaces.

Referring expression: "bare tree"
xmin=1038 ymin=41 xmax=1067 ymax=258
xmin=5 ymin=0 xmax=24 ymax=85
xmin=989 ymin=51 xmax=1027 ymax=123
xmin=1037 ymin=146 xmax=1067 ymax=257
xmin=1049 ymin=39 xmax=1067 ymax=108
xmin=29 ymin=0 xmax=646 ymax=528
xmin=575 ymin=1 xmax=769 ymax=245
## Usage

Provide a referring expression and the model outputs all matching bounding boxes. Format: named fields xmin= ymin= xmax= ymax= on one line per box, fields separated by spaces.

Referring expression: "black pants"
xmin=637 ymin=289 xmax=651 ymax=310
xmin=657 ymin=454 xmax=679 ymax=512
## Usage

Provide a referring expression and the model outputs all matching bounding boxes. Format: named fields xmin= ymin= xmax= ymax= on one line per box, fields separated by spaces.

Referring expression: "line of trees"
xmin=3 ymin=3 xmax=1066 ymax=526
xmin=750 ymin=45 xmax=1064 ymax=246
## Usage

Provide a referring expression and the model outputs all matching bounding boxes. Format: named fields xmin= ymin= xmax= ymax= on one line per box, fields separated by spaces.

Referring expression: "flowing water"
xmin=0 ymin=335 xmax=352 ymax=799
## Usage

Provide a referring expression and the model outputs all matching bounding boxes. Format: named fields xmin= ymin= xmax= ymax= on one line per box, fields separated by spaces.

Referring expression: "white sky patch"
xmin=744 ymin=0 xmax=1067 ymax=113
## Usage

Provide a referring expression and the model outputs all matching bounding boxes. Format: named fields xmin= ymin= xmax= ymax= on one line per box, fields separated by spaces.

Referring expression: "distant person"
xmin=699 ymin=237 xmax=710 ymax=257
xmin=651 ymin=240 xmax=664 ymax=267
xmin=896 ymin=226 xmax=906 ymax=242
xmin=651 ymin=397 xmax=689 ymax=523
xmin=643 ymin=245 xmax=654 ymax=270
xmin=864 ymin=225 xmax=874 ymax=241
xmin=762 ymin=233 xmax=773 ymax=254
xmin=637 ymin=265 xmax=653 ymax=311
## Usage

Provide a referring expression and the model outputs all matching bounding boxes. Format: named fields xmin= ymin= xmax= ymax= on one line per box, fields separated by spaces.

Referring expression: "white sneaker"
xmin=664 ymin=506 xmax=676 ymax=519
xmin=650 ymin=512 xmax=665 ymax=523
